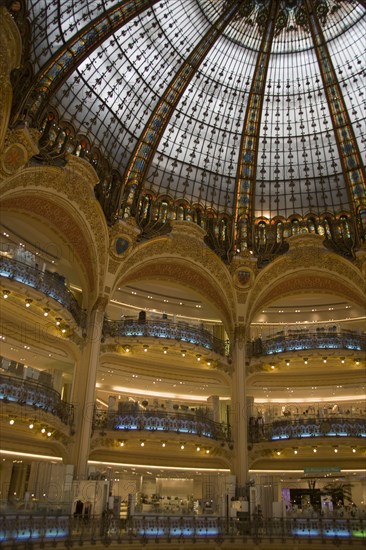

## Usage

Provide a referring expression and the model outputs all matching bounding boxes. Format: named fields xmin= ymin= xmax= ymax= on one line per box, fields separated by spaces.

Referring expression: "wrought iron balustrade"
xmin=0 ymin=514 xmax=364 ymax=544
xmin=104 ymin=319 xmax=229 ymax=356
xmin=93 ymin=409 xmax=232 ymax=443
xmin=0 ymin=373 xmax=74 ymax=427
xmin=248 ymin=330 xmax=366 ymax=357
xmin=249 ymin=417 xmax=366 ymax=444
xmin=0 ymin=257 xmax=85 ymax=327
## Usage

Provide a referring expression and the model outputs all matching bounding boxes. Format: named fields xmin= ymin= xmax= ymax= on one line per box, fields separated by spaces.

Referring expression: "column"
xmin=230 ymin=324 xmax=249 ymax=489
xmin=69 ymin=296 xmax=108 ymax=480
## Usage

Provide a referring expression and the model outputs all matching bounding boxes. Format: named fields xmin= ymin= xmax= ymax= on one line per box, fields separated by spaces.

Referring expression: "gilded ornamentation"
xmin=113 ymin=230 xmax=236 ymax=332
xmin=0 ymin=159 xmax=109 ymax=296
xmin=0 ymin=7 xmax=22 ymax=151
xmin=247 ymin=236 xmax=365 ymax=319
xmin=0 ymin=127 xmax=39 ymax=176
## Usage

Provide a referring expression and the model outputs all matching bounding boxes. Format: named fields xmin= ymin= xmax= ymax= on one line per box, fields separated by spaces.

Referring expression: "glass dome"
xmin=12 ymin=0 xmax=366 ymax=257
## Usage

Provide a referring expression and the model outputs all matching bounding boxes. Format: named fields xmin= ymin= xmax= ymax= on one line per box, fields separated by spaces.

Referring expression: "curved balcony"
xmin=249 ymin=417 xmax=366 ymax=444
xmin=248 ymin=330 xmax=366 ymax=357
xmin=0 ymin=257 xmax=85 ymax=327
xmin=103 ymin=319 xmax=229 ymax=356
xmin=93 ymin=410 xmax=232 ymax=443
xmin=0 ymin=373 xmax=74 ymax=427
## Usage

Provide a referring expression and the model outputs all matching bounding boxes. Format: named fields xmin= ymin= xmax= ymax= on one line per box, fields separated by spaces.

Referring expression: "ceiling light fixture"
xmin=3 ymin=290 xmax=10 ymax=299
xmin=43 ymin=308 xmax=50 ymax=317
xmin=25 ymin=298 xmax=33 ymax=308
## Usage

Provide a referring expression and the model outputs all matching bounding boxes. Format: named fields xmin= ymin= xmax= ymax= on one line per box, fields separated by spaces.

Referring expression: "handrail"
xmin=248 ymin=330 xmax=366 ymax=357
xmin=93 ymin=409 xmax=232 ymax=443
xmin=0 ymin=256 xmax=85 ymax=327
xmin=249 ymin=417 xmax=366 ymax=443
xmin=0 ymin=514 xmax=364 ymax=544
xmin=104 ymin=319 xmax=230 ymax=356
xmin=0 ymin=372 xmax=74 ymax=427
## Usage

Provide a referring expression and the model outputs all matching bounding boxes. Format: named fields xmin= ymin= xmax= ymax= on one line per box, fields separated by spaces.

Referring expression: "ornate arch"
xmin=246 ymin=234 xmax=366 ymax=322
xmin=110 ymin=222 xmax=236 ymax=333
xmin=0 ymin=158 xmax=109 ymax=302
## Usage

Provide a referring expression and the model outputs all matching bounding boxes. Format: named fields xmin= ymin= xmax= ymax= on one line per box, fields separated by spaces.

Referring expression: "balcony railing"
xmin=93 ymin=409 xmax=232 ymax=443
xmin=0 ymin=257 xmax=85 ymax=327
xmin=248 ymin=330 xmax=366 ymax=357
xmin=103 ymin=319 xmax=230 ymax=356
xmin=0 ymin=514 xmax=364 ymax=544
xmin=0 ymin=373 xmax=74 ymax=427
xmin=249 ymin=417 xmax=366 ymax=443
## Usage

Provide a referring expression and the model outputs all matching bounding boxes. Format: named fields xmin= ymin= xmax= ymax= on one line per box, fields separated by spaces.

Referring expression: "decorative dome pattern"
xmin=9 ymin=0 xmax=366 ymax=254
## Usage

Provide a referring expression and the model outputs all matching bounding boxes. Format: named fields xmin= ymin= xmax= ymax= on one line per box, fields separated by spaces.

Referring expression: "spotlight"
xmin=25 ymin=298 xmax=33 ymax=308
xmin=196 ymin=354 xmax=201 ymax=361
xmin=334 ymin=447 xmax=338 ymax=453
xmin=123 ymin=345 xmax=131 ymax=352
xmin=340 ymin=357 xmax=345 ymax=364
xmin=196 ymin=446 xmax=201 ymax=452
xmin=270 ymin=364 xmax=275 ymax=370
xmin=9 ymin=418 xmax=15 ymax=425
xmin=205 ymin=449 xmax=210 ymax=454
xmin=41 ymin=428 xmax=46 ymax=434
xmin=352 ymin=448 xmax=356 ymax=453
xmin=55 ymin=318 xmax=62 ymax=326
xmin=140 ymin=441 xmax=145 ymax=447
xmin=143 ymin=345 xmax=149 ymax=352
xmin=161 ymin=442 xmax=166 ymax=448
xmin=180 ymin=443 xmax=185 ymax=450
xmin=313 ymin=447 xmax=317 ymax=453
xmin=181 ymin=350 xmax=186 ymax=357
xmin=47 ymin=431 xmax=52 ymax=437
xmin=163 ymin=347 xmax=168 ymax=354
xmin=323 ymin=357 xmax=327 ymax=363
xmin=43 ymin=308 xmax=50 ymax=317
xmin=285 ymin=360 xmax=290 ymax=366
xmin=276 ymin=450 xmax=281 ymax=456
xmin=293 ymin=448 xmax=298 ymax=455
xmin=303 ymin=358 xmax=308 ymax=365
xmin=29 ymin=423 xmax=34 ymax=429
xmin=3 ymin=290 xmax=10 ymax=299
xmin=355 ymin=359 xmax=360 ymax=366
xmin=120 ymin=441 xmax=125 ymax=447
